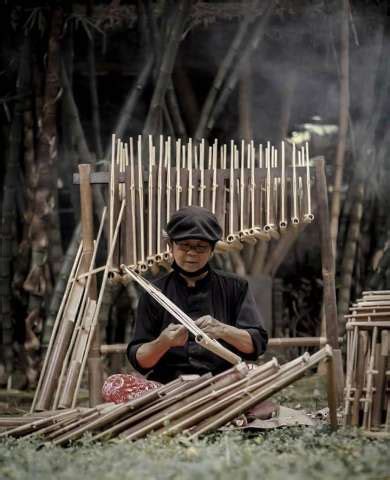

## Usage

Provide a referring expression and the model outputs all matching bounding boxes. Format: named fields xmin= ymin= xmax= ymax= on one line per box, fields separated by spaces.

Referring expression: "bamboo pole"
xmin=30 ymin=242 xmax=83 ymax=412
xmin=54 ymin=209 xmax=106 ymax=409
xmin=71 ymin=201 xmax=126 ymax=408
xmin=330 ymin=0 xmax=350 ymax=256
xmin=79 ymin=164 xmax=102 ymax=407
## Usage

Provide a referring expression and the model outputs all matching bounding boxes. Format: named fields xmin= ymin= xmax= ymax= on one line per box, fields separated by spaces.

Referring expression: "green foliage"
xmin=1 ymin=427 xmax=390 ymax=480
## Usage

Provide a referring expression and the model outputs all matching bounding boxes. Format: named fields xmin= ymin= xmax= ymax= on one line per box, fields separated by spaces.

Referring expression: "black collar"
xmin=172 ymin=264 xmax=213 ymax=289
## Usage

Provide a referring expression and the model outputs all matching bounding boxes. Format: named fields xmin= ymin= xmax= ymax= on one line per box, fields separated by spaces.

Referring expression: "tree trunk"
xmin=199 ymin=1 xmax=275 ymax=142
xmin=336 ymin=18 xmax=386 ymax=333
xmin=0 ymin=39 xmax=30 ymax=381
xmin=61 ymin=59 xmax=106 ymax=219
xmin=330 ymin=0 xmax=350 ymax=257
xmin=238 ymin=59 xmax=253 ymax=142
xmin=337 ymin=183 xmax=364 ymax=334
xmin=25 ymin=5 xmax=64 ymax=303
xmin=262 ymin=225 xmax=307 ymax=277
xmin=173 ymin=56 xmax=200 ymax=136
xmin=143 ymin=0 xmax=192 ymax=137
xmin=194 ymin=0 xmax=263 ymax=143
xmin=87 ymin=26 xmax=103 ymax=158
xmin=108 ymin=56 xmax=154 ymax=157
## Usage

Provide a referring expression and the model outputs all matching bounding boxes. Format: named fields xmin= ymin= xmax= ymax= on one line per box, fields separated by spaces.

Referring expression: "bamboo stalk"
xmin=71 ymin=201 xmax=126 ymax=408
xmin=31 ymin=242 xmax=83 ymax=412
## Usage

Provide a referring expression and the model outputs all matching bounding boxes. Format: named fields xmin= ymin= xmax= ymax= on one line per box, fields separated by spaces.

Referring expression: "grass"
xmin=1 ymin=427 xmax=390 ymax=480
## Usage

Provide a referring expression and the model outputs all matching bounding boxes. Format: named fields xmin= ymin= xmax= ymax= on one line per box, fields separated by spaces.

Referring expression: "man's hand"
xmin=159 ymin=323 xmax=189 ymax=348
xmin=194 ymin=315 xmax=225 ymax=339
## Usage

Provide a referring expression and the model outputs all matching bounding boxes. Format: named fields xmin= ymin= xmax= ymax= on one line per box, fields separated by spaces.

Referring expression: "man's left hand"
xmin=194 ymin=315 xmax=225 ymax=339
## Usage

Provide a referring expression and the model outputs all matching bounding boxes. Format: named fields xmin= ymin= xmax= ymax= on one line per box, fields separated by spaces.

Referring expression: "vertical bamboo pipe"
xmin=314 ymin=158 xmax=344 ymax=401
xmin=79 ymin=164 xmax=102 ymax=407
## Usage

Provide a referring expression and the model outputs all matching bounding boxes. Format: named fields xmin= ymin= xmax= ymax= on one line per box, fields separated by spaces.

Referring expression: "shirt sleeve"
xmin=127 ymin=292 xmax=162 ymax=375
xmin=234 ymin=280 xmax=268 ymax=361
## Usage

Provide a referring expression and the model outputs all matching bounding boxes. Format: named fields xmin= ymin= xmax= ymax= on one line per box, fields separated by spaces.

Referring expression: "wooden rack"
xmin=344 ymin=291 xmax=390 ymax=433
xmin=30 ymin=135 xmax=343 ymax=411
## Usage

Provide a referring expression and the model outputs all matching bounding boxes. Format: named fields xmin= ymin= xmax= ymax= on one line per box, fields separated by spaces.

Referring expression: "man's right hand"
xmin=159 ymin=323 xmax=188 ymax=348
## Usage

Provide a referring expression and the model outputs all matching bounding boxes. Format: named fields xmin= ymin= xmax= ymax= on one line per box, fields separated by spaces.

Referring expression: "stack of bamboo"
xmin=344 ymin=291 xmax=390 ymax=432
xmin=0 ymin=346 xmax=337 ymax=444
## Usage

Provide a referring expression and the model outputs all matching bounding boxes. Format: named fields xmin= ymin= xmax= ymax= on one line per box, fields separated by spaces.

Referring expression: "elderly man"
xmin=126 ymin=206 xmax=268 ymax=384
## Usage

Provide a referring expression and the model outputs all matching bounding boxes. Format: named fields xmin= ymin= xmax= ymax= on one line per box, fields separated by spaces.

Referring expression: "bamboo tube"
xmin=54 ymin=209 xmax=106 ymax=409
xmin=346 ymin=322 xmax=390 ymax=329
xmin=71 ymin=201 xmax=126 ymax=408
xmin=99 ymin=336 xmax=338 ymax=355
xmin=109 ymin=134 xmax=116 ymax=248
xmin=31 ymin=242 xmax=83 ymax=412
xmin=188 ymin=138 xmax=193 ymax=206
xmin=326 ymin=353 xmax=339 ymax=428
xmin=291 ymin=143 xmax=299 ymax=226
xmin=45 ymin=408 xmax=103 ymax=441
xmin=129 ymin=137 xmax=138 ymax=265
xmin=211 ymin=142 xmax=217 ymax=214
xmin=279 ymin=141 xmax=287 ymax=231
xmin=372 ymin=330 xmax=387 ymax=427
xmin=147 ymin=136 xmax=155 ymax=267
xmin=79 ymin=161 xmax=102 ymax=407
xmin=137 ymin=136 xmax=146 ymax=271
xmin=362 ymin=326 xmax=378 ymax=429
xmin=164 ymin=136 xmax=172 ymax=261
xmin=50 ymin=404 xmax=119 ymax=444
xmin=175 ymin=139 xmax=182 ymax=209
xmin=24 ymin=409 xmax=93 ymax=440
xmin=35 ymin=269 xmax=86 ymax=411
xmin=303 ymin=142 xmax=314 ymax=223
xmin=0 ymin=409 xmax=80 ymax=439
xmin=344 ymin=325 xmax=358 ymax=426
xmin=199 ymin=139 xmax=205 ymax=207
xmin=263 ymin=143 xmax=279 ymax=240
xmin=156 ymin=135 xmax=163 ymax=261
xmin=351 ymin=331 xmax=369 ymax=426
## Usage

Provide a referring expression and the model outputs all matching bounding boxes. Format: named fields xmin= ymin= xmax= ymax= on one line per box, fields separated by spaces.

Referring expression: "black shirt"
xmin=127 ymin=267 xmax=268 ymax=383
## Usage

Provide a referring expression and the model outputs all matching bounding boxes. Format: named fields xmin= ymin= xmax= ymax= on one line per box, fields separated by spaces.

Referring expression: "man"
xmin=127 ymin=206 xmax=268 ymax=384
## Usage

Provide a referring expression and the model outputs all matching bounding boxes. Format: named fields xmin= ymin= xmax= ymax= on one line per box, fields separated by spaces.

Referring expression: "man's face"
xmin=171 ymin=239 xmax=212 ymax=273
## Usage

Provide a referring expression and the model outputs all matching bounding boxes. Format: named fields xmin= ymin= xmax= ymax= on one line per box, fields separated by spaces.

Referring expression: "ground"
xmin=1 ymin=375 xmax=390 ymax=480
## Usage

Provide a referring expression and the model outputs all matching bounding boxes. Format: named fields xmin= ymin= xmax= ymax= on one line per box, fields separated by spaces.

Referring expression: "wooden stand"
xmin=314 ymin=158 xmax=344 ymax=401
xmin=79 ymin=164 xmax=102 ymax=407
xmin=71 ymin=154 xmax=343 ymax=406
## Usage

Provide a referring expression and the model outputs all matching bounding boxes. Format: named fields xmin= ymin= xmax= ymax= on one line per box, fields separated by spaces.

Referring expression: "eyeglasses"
xmin=174 ymin=242 xmax=211 ymax=253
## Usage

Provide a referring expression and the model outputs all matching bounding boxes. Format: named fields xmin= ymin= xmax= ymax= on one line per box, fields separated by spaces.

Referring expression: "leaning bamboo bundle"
xmin=2 ymin=346 xmax=338 ymax=444
xmin=344 ymin=291 xmax=390 ymax=433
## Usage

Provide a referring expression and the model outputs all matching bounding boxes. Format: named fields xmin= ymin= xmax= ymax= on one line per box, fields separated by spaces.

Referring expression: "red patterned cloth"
xmin=102 ymin=374 xmax=161 ymax=404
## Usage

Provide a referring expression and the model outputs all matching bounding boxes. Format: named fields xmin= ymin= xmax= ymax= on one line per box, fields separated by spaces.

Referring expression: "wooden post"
xmin=326 ymin=354 xmax=339 ymax=428
xmin=79 ymin=164 xmax=102 ymax=406
xmin=314 ymin=158 xmax=344 ymax=400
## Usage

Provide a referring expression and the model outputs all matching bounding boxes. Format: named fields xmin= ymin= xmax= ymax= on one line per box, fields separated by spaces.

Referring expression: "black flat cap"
xmin=166 ymin=206 xmax=222 ymax=243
